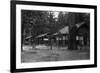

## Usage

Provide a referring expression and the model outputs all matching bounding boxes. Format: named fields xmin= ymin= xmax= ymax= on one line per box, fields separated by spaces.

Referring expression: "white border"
xmin=16 ymin=4 xmax=94 ymax=69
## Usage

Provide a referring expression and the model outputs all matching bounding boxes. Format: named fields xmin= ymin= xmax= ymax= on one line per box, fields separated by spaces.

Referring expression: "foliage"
xmin=21 ymin=10 xmax=90 ymax=42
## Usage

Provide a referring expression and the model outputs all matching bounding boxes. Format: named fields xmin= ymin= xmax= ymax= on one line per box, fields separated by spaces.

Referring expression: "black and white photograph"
xmin=11 ymin=1 xmax=97 ymax=72
xmin=21 ymin=10 xmax=90 ymax=63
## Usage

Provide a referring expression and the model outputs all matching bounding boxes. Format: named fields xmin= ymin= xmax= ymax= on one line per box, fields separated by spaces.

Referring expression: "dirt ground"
xmin=21 ymin=46 xmax=90 ymax=63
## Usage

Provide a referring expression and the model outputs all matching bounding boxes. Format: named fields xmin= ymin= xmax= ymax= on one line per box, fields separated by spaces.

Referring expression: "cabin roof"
xmin=25 ymin=35 xmax=32 ymax=39
xmin=75 ymin=22 xmax=85 ymax=28
xmin=35 ymin=26 xmax=69 ymax=38
xmin=35 ymin=33 xmax=49 ymax=38
xmin=59 ymin=26 xmax=69 ymax=34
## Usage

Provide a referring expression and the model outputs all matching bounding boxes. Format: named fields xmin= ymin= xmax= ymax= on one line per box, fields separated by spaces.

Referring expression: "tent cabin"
xmin=51 ymin=26 xmax=69 ymax=46
xmin=34 ymin=26 xmax=69 ymax=47
xmin=68 ymin=21 xmax=90 ymax=50
xmin=76 ymin=22 xmax=90 ymax=47
xmin=34 ymin=33 xmax=49 ymax=45
xmin=69 ymin=22 xmax=90 ymax=50
xmin=23 ymin=35 xmax=33 ymax=45
xmin=23 ymin=22 xmax=89 ymax=50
